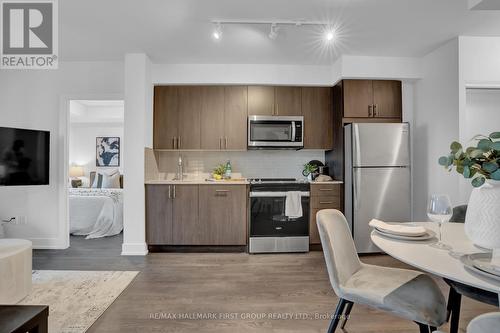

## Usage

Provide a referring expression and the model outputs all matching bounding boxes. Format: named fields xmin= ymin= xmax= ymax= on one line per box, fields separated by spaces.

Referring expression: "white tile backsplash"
xmin=157 ymin=150 xmax=325 ymax=179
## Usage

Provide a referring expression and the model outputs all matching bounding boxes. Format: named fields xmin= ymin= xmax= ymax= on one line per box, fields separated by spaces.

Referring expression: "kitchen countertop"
xmin=145 ymin=179 xmax=250 ymax=185
xmin=310 ymin=180 xmax=344 ymax=184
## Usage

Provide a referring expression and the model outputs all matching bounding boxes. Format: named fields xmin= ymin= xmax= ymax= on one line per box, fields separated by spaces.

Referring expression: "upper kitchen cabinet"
xmin=372 ymin=80 xmax=402 ymax=118
xmin=302 ymin=87 xmax=333 ymax=150
xmin=200 ymin=86 xmax=225 ymax=150
xmin=177 ymin=86 xmax=202 ymax=149
xmin=154 ymin=86 xmax=179 ymax=150
xmin=248 ymin=86 xmax=302 ymax=116
xmin=224 ymin=86 xmax=248 ymax=150
xmin=275 ymin=86 xmax=302 ymax=116
xmin=342 ymin=80 xmax=402 ymax=121
xmin=248 ymin=86 xmax=275 ymax=116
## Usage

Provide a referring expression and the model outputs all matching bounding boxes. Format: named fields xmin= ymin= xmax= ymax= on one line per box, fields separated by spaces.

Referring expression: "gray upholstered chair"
xmin=317 ymin=209 xmax=447 ymax=333
xmin=467 ymin=312 xmax=500 ymax=333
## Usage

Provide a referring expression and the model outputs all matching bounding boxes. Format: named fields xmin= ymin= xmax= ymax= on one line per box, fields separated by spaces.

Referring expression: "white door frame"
xmin=58 ymin=93 xmax=124 ymax=249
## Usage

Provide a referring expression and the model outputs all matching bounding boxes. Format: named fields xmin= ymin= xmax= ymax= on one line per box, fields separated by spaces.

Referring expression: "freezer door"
xmin=352 ymin=123 xmax=410 ymax=167
xmin=353 ymin=167 xmax=411 ymax=253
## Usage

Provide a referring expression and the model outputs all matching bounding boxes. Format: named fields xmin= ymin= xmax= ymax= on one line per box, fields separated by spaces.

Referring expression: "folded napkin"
xmin=285 ymin=191 xmax=303 ymax=218
xmin=369 ymin=219 xmax=427 ymax=237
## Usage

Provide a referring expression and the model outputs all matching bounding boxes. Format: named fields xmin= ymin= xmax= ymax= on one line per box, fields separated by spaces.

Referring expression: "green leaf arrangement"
xmin=302 ymin=163 xmax=318 ymax=176
xmin=439 ymin=132 xmax=500 ymax=187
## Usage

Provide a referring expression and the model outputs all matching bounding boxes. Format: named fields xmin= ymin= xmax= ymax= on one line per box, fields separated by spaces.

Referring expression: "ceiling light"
xmin=212 ymin=23 xmax=222 ymax=40
xmin=325 ymin=29 xmax=335 ymax=42
xmin=268 ymin=23 xmax=279 ymax=40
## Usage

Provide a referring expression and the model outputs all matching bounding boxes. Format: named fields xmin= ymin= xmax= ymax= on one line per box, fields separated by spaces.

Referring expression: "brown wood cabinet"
xmin=154 ymin=86 xmax=178 ymax=150
xmin=342 ymin=80 xmax=402 ymax=120
xmin=177 ymin=86 xmax=202 ymax=149
xmin=309 ymin=183 xmax=342 ymax=245
xmin=198 ymin=185 xmax=247 ymax=245
xmin=200 ymin=86 xmax=225 ymax=150
xmin=224 ymin=86 xmax=248 ymax=150
xmin=146 ymin=185 xmax=173 ymax=245
xmin=275 ymin=86 xmax=302 ymax=116
xmin=146 ymin=184 xmax=248 ymax=246
xmin=248 ymin=86 xmax=275 ymax=116
xmin=302 ymin=87 xmax=333 ymax=150
xmin=248 ymin=86 xmax=302 ymax=116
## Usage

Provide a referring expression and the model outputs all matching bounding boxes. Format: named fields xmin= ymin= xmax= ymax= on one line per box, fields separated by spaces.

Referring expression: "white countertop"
xmin=310 ymin=180 xmax=343 ymax=184
xmin=145 ymin=179 xmax=249 ymax=185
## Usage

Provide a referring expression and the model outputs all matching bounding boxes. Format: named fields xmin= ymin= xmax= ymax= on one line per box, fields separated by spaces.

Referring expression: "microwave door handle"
xmin=291 ymin=121 xmax=296 ymax=142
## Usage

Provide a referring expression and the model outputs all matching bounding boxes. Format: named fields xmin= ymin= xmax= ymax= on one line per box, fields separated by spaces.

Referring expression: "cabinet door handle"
xmin=172 ymin=137 xmax=176 ymax=149
xmin=215 ymin=189 xmax=230 ymax=192
xmin=320 ymin=201 xmax=334 ymax=204
xmin=276 ymin=103 xmax=279 ymax=116
xmin=168 ymin=185 xmax=171 ymax=199
xmin=373 ymin=104 xmax=377 ymax=116
xmin=225 ymin=137 xmax=228 ymax=149
xmin=172 ymin=185 xmax=176 ymax=199
xmin=178 ymin=137 xmax=181 ymax=149
xmin=319 ymin=188 xmax=333 ymax=191
xmin=219 ymin=138 xmax=222 ymax=150
xmin=368 ymin=105 xmax=373 ymax=117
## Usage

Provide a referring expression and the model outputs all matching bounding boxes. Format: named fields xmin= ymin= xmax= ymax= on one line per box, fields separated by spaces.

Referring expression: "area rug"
xmin=19 ymin=270 xmax=139 ymax=333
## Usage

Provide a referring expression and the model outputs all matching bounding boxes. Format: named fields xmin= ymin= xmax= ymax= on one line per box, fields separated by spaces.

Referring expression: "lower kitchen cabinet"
xmin=146 ymin=184 xmax=248 ymax=247
xmin=198 ymin=185 xmax=247 ymax=245
xmin=309 ymin=183 xmax=342 ymax=245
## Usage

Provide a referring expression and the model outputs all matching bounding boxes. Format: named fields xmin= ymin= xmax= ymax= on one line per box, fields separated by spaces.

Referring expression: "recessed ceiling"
xmin=59 ymin=0 xmax=500 ymax=65
xmin=70 ymin=100 xmax=124 ymax=124
xmin=469 ymin=0 xmax=500 ymax=10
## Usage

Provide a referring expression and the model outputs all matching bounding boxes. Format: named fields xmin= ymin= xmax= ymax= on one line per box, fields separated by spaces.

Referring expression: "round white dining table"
xmin=371 ymin=222 xmax=500 ymax=297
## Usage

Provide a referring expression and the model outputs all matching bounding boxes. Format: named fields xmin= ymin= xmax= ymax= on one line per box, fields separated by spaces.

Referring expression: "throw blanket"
xmin=69 ymin=188 xmax=123 ymax=239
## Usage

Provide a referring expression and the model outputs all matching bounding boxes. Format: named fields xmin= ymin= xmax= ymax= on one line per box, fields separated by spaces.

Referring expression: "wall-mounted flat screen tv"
xmin=0 ymin=127 xmax=50 ymax=186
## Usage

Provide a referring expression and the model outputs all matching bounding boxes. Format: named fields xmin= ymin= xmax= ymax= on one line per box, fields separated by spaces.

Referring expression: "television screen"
xmin=0 ymin=127 xmax=50 ymax=186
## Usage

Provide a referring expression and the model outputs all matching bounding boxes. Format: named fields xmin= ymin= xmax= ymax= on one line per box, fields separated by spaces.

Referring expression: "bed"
xmin=68 ymin=187 xmax=123 ymax=239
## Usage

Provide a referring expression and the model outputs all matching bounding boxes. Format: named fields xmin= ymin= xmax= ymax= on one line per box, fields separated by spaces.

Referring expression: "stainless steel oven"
xmin=249 ymin=179 xmax=310 ymax=253
xmin=248 ymin=115 xmax=304 ymax=149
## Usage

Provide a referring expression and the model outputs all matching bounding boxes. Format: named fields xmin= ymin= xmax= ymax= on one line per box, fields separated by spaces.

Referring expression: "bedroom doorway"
xmin=67 ymin=99 xmax=124 ymax=253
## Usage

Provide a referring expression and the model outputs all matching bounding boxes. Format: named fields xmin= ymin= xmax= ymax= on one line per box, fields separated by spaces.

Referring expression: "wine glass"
xmin=427 ymin=194 xmax=452 ymax=250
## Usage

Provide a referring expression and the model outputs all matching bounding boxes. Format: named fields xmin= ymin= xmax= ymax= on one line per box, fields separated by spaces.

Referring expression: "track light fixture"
xmin=210 ymin=20 xmax=336 ymax=43
xmin=212 ymin=22 xmax=222 ymax=40
xmin=268 ymin=23 xmax=279 ymax=40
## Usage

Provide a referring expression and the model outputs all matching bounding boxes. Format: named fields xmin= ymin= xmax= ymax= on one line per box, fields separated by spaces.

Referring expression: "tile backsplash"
xmin=157 ymin=150 xmax=326 ymax=179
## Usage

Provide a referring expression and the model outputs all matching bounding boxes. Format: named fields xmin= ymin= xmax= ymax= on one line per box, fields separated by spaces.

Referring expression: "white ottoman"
xmin=0 ymin=239 xmax=32 ymax=304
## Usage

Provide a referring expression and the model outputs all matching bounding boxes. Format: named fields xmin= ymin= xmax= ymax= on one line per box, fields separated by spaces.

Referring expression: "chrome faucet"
xmin=175 ymin=155 xmax=183 ymax=181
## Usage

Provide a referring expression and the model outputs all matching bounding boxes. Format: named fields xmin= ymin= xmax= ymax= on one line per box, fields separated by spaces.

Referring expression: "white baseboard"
xmin=121 ymin=242 xmax=148 ymax=256
xmin=29 ymin=237 xmax=69 ymax=249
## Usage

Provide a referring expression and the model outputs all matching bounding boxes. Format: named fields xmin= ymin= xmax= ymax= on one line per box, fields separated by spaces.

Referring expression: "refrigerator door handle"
xmin=353 ymin=169 xmax=361 ymax=211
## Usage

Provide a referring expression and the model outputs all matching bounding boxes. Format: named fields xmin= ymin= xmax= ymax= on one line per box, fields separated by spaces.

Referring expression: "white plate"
xmin=375 ymin=225 xmax=428 ymax=237
xmin=374 ymin=228 xmax=435 ymax=241
xmin=461 ymin=253 xmax=500 ymax=283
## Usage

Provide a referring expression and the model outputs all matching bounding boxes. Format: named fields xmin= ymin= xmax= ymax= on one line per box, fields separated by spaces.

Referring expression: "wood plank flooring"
xmin=33 ymin=238 xmax=495 ymax=333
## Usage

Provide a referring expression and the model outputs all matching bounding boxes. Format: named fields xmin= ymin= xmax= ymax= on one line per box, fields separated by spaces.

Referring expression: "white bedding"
xmin=69 ymin=188 xmax=123 ymax=239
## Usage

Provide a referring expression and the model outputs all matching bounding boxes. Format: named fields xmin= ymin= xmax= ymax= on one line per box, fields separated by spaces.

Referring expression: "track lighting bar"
xmin=211 ymin=19 xmax=330 ymax=26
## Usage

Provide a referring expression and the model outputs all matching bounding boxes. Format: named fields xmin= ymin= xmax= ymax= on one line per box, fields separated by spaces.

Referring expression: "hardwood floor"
xmin=33 ymin=242 xmax=495 ymax=333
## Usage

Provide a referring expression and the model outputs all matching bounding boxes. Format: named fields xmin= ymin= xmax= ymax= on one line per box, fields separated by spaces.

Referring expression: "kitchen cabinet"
xmin=198 ymin=185 xmax=247 ymax=245
xmin=171 ymin=185 xmax=200 ymax=245
xmin=154 ymin=86 xmax=178 ymax=149
xmin=146 ymin=184 xmax=248 ymax=247
xmin=248 ymin=86 xmax=275 ymax=116
xmin=200 ymin=86 xmax=225 ymax=150
xmin=177 ymin=86 xmax=202 ymax=149
xmin=373 ymin=80 xmax=402 ymax=118
xmin=224 ymin=86 xmax=248 ymax=150
xmin=342 ymin=80 xmax=402 ymax=120
xmin=301 ymin=87 xmax=333 ymax=150
xmin=146 ymin=185 xmax=173 ymax=245
xmin=275 ymin=86 xmax=302 ymax=116
xmin=309 ymin=183 xmax=342 ymax=245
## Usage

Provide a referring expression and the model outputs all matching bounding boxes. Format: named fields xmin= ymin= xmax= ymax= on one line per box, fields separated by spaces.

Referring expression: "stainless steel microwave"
xmin=248 ymin=115 xmax=304 ymax=150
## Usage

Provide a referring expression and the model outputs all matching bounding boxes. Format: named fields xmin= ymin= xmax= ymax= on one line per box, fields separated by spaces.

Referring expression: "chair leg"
xmin=446 ymin=287 xmax=455 ymax=322
xmin=415 ymin=322 xmax=430 ymax=333
xmin=449 ymin=291 xmax=462 ymax=333
xmin=340 ymin=302 xmax=354 ymax=329
xmin=327 ymin=298 xmax=348 ymax=333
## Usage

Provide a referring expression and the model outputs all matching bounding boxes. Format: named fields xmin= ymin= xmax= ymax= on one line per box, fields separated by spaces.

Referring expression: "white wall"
xmin=0 ymin=61 xmax=123 ymax=248
xmin=413 ymin=39 xmax=460 ymax=221
xmin=69 ymin=123 xmax=124 ymax=183
xmin=122 ymin=54 xmax=152 ymax=255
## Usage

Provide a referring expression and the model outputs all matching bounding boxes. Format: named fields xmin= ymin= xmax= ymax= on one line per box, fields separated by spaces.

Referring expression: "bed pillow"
xmin=101 ymin=172 xmax=121 ymax=189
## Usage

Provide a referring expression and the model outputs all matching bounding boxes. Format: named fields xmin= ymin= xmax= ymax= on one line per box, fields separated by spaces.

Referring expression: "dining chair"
xmin=317 ymin=209 xmax=447 ymax=333
xmin=466 ymin=312 xmax=500 ymax=333
xmin=446 ymin=204 xmax=499 ymax=333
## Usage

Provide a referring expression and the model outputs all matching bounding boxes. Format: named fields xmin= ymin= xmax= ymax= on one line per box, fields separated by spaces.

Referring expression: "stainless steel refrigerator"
xmin=344 ymin=123 xmax=411 ymax=253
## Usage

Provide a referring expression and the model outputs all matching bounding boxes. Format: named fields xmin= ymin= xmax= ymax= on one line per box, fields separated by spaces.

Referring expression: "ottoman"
xmin=0 ymin=239 xmax=32 ymax=304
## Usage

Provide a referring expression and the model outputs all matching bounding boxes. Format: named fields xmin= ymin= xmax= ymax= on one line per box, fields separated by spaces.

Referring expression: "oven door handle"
xmin=249 ymin=191 xmax=310 ymax=198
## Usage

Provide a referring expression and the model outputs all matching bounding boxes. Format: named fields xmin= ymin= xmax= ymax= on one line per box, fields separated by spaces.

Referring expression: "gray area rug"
xmin=19 ymin=270 xmax=139 ymax=333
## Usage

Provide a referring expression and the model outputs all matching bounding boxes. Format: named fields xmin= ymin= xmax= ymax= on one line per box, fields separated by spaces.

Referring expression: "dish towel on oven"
xmin=285 ymin=191 xmax=303 ymax=218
